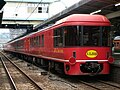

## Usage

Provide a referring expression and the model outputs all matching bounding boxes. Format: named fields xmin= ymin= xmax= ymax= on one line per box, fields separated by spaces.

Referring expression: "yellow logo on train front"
xmin=86 ymin=50 xmax=98 ymax=58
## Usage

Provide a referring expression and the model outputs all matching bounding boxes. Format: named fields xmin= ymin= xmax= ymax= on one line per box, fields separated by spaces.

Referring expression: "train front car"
xmin=113 ymin=36 xmax=120 ymax=53
xmin=54 ymin=14 xmax=114 ymax=75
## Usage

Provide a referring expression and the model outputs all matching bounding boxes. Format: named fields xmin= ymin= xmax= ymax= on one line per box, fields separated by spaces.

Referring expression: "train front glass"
xmin=54 ymin=26 xmax=110 ymax=47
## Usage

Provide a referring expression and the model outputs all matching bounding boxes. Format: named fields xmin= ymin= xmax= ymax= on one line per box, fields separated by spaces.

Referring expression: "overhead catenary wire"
xmin=13 ymin=0 xmax=23 ymax=24
xmin=14 ymin=0 xmax=23 ymax=13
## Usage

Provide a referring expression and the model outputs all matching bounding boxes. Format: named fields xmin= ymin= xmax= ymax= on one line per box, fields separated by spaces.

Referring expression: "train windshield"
xmin=53 ymin=26 xmax=110 ymax=47
xmin=82 ymin=26 xmax=110 ymax=46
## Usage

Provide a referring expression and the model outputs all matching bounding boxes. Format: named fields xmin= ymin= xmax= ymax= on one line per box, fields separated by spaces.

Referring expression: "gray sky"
xmin=49 ymin=0 xmax=80 ymax=17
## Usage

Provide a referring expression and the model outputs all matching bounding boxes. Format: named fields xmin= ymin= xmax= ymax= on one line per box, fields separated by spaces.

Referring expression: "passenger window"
xmin=54 ymin=28 xmax=63 ymax=47
xmin=42 ymin=35 xmax=44 ymax=47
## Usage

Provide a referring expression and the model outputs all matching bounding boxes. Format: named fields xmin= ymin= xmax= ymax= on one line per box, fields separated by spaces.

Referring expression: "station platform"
xmin=107 ymin=53 xmax=120 ymax=84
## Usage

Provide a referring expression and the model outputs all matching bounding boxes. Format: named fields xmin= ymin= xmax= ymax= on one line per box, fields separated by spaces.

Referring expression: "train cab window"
xmin=82 ymin=26 xmax=110 ymax=46
xmin=83 ymin=26 xmax=100 ymax=46
xmin=64 ymin=26 xmax=81 ymax=46
xmin=53 ymin=26 xmax=110 ymax=47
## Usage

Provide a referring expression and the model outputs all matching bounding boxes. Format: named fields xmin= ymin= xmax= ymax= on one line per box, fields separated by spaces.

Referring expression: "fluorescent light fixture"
xmin=115 ymin=3 xmax=120 ymax=6
xmin=90 ymin=10 xmax=101 ymax=15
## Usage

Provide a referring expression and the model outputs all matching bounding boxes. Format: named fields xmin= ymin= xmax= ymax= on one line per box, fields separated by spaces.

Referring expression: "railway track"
xmin=1 ymin=52 xmax=120 ymax=90
xmin=0 ymin=52 xmax=42 ymax=90
xmin=79 ymin=80 xmax=120 ymax=90
xmin=46 ymin=74 xmax=120 ymax=90
xmin=55 ymin=72 xmax=120 ymax=90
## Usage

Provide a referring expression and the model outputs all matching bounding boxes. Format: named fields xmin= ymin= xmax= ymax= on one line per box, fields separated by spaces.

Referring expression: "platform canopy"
xmin=34 ymin=0 xmax=120 ymax=30
xmin=4 ymin=0 xmax=53 ymax=3
xmin=0 ymin=0 xmax=6 ymax=10
xmin=0 ymin=12 xmax=3 ymax=24
xmin=0 ymin=0 xmax=6 ymax=24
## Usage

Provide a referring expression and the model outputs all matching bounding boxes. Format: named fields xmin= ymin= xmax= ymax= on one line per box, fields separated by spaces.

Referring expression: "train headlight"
xmin=108 ymin=56 xmax=114 ymax=63
xmin=69 ymin=57 xmax=76 ymax=65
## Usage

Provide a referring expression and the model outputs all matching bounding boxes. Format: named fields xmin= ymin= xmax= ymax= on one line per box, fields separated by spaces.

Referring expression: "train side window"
xmin=20 ymin=40 xmax=24 ymax=48
xmin=117 ymin=42 xmax=119 ymax=46
xmin=39 ymin=36 xmax=42 ymax=47
xmin=30 ymin=38 xmax=31 ymax=47
xmin=17 ymin=40 xmax=24 ymax=49
xmin=35 ymin=36 xmax=40 ymax=47
xmin=114 ymin=42 xmax=116 ymax=46
xmin=33 ymin=37 xmax=36 ymax=47
xmin=42 ymin=35 xmax=44 ymax=47
xmin=34 ymin=37 xmax=36 ymax=47
xmin=30 ymin=38 xmax=34 ymax=47
xmin=54 ymin=27 xmax=63 ymax=47
xmin=36 ymin=36 xmax=39 ymax=47
xmin=102 ymin=27 xmax=110 ymax=46
xmin=38 ymin=36 xmax=40 ymax=46
xmin=32 ymin=38 xmax=33 ymax=47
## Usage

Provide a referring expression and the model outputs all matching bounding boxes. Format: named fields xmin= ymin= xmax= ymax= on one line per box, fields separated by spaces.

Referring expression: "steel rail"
xmin=0 ymin=52 xmax=43 ymax=90
xmin=98 ymin=80 xmax=120 ymax=89
xmin=79 ymin=80 xmax=101 ymax=90
xmin=0 ymin=57 xmax=17 ymax=90
xmin=80 ymin=79 xmax=120 ymax=90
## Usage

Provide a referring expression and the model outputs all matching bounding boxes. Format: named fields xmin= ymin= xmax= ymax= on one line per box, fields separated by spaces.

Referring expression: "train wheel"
xmin=54 ymin=62 xmax=64 ymax=74
xmin=48 ymin=61 xmax=55 ymax=73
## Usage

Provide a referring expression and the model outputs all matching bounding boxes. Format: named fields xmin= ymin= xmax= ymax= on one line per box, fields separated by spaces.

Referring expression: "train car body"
xmin=4 ymin=14 xmax=114 ymax=75
xmin=113 ymin=36 xmax=120 ymax=53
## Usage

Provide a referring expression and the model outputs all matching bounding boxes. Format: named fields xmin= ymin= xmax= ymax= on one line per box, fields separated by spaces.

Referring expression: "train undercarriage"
xmin=5 ymin=51 xmax=109 ymax=76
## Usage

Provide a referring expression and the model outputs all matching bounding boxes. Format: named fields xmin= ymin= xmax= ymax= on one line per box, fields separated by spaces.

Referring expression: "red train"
xmin=4 ymin=14 xmax=114 ymax=75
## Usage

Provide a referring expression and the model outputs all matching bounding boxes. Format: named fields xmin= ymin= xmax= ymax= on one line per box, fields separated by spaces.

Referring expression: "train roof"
xmin=55 ymin=14 xmax=110 ymax=25
xmin=7 ymin=14 xmax=111 ymax=44
xmin=6 ymin=24 xmax=54 ymax=44
xmin=114 ymin=36 xmax=120 ymax=40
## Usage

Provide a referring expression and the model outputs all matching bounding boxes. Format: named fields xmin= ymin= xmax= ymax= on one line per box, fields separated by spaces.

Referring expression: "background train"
xmin=113 ymin=36 xmax=120 ymax=53
xmin=4 ymin=14 xmax=114 ymax=75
